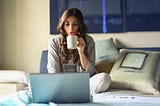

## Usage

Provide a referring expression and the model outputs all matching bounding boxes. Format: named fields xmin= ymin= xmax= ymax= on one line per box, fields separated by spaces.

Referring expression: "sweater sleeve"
xmin=78 ymin=35 xmax=96 ymax=76
xmin=47 ymin=37 xmax=61 ymax=73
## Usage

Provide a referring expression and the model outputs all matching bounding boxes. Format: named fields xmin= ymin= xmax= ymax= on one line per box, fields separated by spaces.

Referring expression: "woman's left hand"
xmin=77 ymin=37 xmax=86 ymax=53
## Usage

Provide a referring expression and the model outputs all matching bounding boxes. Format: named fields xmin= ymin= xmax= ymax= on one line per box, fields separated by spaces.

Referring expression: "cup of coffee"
xmin=67 ymin=35 xmax=77 ymax=49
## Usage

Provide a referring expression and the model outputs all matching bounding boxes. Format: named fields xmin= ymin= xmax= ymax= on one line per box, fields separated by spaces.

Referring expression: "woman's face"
xmin=64 ymin=16 xmax=79 ymax=36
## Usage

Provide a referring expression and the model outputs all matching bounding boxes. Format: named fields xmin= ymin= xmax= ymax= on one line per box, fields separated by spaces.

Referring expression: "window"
xmin=50 ymin=0 xmax=160 ymax=34
xmin=125 ymin=0 xmax=160 ymax=31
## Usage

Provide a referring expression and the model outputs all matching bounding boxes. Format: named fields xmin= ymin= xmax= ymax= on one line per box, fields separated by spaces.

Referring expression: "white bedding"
xmin=0 ymin=89 xmax=160 ymax=106
xmin=93 ymin=89 xmax=160 ymax=103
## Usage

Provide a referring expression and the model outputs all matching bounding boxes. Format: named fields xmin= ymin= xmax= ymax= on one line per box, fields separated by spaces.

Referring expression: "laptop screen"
xmin=29 ymin=73 xmax=90 ymax=103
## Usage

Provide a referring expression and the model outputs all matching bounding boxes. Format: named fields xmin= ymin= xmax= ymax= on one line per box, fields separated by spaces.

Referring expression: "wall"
xmin=0 ymin=0 xmax=160 ymax=73
xmin=0 ymin=0 xmax=50 ymax=73
xmin=91 ymin=32 xmax=160 ymax=48
xmin=0 ymin=0 xmax=17 ymax=69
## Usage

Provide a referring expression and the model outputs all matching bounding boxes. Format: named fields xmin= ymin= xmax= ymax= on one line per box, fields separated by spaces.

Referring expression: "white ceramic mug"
xmin=67 ymin=35 xmax=77 ymax=49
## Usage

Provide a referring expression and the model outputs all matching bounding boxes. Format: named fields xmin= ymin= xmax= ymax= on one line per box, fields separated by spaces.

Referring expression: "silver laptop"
xmin=29 ymin=73 xmax=90 ymax=103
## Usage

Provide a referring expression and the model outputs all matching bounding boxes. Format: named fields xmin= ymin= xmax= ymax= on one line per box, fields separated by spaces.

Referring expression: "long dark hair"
xmin=57 ymin=8 xmax=88 ymax=63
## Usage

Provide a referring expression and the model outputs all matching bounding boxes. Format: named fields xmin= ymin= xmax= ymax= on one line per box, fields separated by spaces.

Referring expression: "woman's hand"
xmin=77 ymin=37 xmax=86 ymax=53
xmin=77 ymin=37 xmax=88 ymax=70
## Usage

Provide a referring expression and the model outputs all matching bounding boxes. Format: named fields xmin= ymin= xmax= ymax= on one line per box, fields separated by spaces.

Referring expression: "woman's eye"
xmin=64 ymin=23 xmax=70 ymax=26
xmin=73 ymin=23 xmax=78 ymax=26
xmin=64 ymin=22 xmax=79 ymax=27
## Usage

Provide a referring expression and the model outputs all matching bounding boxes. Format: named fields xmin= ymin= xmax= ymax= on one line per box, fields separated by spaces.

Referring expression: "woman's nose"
xmin=69 ymin=24 xmax=73 ymax=30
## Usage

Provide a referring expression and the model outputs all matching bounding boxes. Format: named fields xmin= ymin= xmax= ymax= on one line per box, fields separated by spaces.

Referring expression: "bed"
xmin=0 ymin=36 xmax=160 ymax=106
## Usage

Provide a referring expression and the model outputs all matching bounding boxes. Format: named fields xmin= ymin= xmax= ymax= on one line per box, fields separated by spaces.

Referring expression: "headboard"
xmin=40 ymin=50 xmax=48 ymax=73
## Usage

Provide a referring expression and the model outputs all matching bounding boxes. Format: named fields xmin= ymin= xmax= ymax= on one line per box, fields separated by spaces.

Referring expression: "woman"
xmin=47 ymin=8 xmax=95 ymax=76
xmin=47 ymin=8 xmax=111 ymax=94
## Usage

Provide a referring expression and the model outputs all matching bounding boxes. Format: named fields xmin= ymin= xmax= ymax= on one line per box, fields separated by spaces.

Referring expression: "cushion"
xmin=95 ymin=38 xmax=119 ymax=73
xmin=90 ymin=73 xmax=111 ymax=95
xmin=110 ymin=49 xmax=160 ymax=94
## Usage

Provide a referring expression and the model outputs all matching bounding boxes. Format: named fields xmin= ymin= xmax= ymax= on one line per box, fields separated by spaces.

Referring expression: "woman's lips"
xmin=70 ymin=32 xmax=75 ymax=35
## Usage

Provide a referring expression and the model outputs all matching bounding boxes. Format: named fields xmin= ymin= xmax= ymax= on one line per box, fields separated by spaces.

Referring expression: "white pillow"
xmin=110 ymin=49 xmax=160 ymax=94
xmin=0 ymin=70 xmax=28 ymax=85
xmin=95 ymin=38 xmax=119 ymax=74
xmin=95 ymin=38 xmax=118 ymax=64
xmin=90 ymin=73 xmax=111 ymax=95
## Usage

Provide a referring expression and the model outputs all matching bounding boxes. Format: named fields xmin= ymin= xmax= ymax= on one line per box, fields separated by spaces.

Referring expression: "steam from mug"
xmin=67 ymin=36 xmax=77 ymax=49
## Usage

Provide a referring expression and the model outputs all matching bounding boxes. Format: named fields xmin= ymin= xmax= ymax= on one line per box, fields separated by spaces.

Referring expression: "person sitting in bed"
xmin=47 ymin=8 xmax=111 ymax=94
